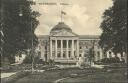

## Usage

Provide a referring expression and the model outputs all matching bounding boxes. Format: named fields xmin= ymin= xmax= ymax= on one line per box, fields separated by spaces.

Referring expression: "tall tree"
xmin=99 ymin=0 xmax=127 ymax=56
xmin=0 ymin=0 xmax=40 ymax=63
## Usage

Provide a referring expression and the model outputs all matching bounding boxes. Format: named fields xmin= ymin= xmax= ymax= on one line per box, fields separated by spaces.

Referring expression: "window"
xmin=109 ymin=51 xmax=111 ymax=55
xmin=63 ymin=40 xmax=66 ymax=48
xmin=69 ymin=40 xmax=72 ymax=48
xmin=38 ymin=52 xmax=41 ymax=57
xmin=74 ymin=51 xmax=76 ymax=57
xmin=79 ymin=54 xmax=82 ymax=57
xmin=39 ymin=46 xmax=41 ymax=49
xmin=79 ymin=46 xmax=82 ymax=49
xmin=63 ymin=53 xmax=66 ymax=58
xmin=98 ymin=55 xmax=100 ymax=60
xmin=57 ymin=53 xmax=61 ymax=58
xmin=19 ymin=54 xmax=22 ymax=57
xmin=86 ymin=46 xmax=88 ymax=49
xmin=97 ymin=51 xmax=100 ymax=55
xmin=45 ymin=46 xmax=47 ymax=50
xmin=69 ymin=51 xmax=71 ymax=57
xmin=57 ymin=40 xmax=61 ymax=48
xmin=52 ymin=52 xmax=55 ymax=57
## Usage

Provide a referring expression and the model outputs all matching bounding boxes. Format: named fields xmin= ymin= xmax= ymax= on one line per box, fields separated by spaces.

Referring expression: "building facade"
xmin=37 ymin=22 xmax=104 ymax=64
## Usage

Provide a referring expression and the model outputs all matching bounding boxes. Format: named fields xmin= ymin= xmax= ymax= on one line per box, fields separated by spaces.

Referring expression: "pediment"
xmin=52 ymin=30 xmax=78 ymax=37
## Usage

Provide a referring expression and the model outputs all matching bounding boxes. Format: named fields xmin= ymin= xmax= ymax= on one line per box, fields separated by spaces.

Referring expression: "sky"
xmin=32 ymin=0 xmax=113 ymax=36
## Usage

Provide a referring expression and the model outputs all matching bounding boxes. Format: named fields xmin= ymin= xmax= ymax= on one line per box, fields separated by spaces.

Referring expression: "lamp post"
xmin=31 ymin=19 xmax=34 ymax=73
xmin=19 ymin=5 xmax=34 ymax=73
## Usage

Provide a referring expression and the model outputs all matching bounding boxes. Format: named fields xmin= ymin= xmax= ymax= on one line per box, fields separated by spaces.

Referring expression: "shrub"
xmin=100 ymin=57 xmax=120 ymax=64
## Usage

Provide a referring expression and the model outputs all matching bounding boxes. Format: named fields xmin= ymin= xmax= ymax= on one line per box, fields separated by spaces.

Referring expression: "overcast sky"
xmin=32 ymin=0 xmax=113 ymax=36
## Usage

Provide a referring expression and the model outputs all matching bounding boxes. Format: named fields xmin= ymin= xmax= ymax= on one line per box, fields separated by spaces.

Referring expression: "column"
xmin=61 ymin=40 xmax=63 ymax=58
xmin=66 ymin=40 xmax=69 ymax=58
xmin=55 ymin=39 xmax=57 ymax=58
xmin=50 ymin=40 xmax=52 ymax=59
xmin=71 ymin=40 xmax=74 ymax=58
xmin=77 ymin=40 xmax=79 ymax=57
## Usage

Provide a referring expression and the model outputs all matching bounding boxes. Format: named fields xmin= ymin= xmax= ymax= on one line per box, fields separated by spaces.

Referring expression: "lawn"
xmin=13 ymin=67 xmax=103 ymax=83
xmin=60 ymin=68 xmax=127 ymax=83
xmin=1 ymin=65 xmax=127 ymax=83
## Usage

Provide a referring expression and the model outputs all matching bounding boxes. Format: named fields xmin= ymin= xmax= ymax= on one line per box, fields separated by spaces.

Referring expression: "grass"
xmin=1 ymin=71 xmax=30 ymax=83
xmin=2 ymin=66 xmax=127 ymax=83
xmin=13 ymin=67 xmax=102 ymax=83
xmin=61 ymin=73 xmax=127 ymax=83
xmin=60 ymin=68 xmax=127 ymax=83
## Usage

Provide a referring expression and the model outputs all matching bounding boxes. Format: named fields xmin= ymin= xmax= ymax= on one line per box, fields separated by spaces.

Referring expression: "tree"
xmin=0 ymin=0 xmax=40 ymax=63
xmin=99 ymin=0 xmax=127 ymax=56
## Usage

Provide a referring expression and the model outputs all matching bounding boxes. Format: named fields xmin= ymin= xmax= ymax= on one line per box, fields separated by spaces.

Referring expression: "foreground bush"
xmin=95 ymin=57 xmax=125 ymax=65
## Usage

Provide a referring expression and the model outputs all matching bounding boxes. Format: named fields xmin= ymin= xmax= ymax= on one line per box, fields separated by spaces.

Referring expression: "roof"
xmin=37 ymin=22 xmax=100 ymax=39
xmin=79 ymin=35 xmax=100 ymax=39
xmin=50 ymin=22 xmax=72 ymax=32
xmin=37 ymin=35 xmax=100 ymax=39
xmin=37 ymin=35 xmax=49 ymax=39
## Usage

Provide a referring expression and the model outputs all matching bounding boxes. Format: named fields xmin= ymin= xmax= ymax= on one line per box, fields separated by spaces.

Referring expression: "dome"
xmin=50 ymin=22 xmax=72 ymax=35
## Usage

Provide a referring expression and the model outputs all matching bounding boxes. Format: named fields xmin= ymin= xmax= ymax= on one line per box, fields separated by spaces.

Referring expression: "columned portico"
xmin=49 ymin=22 xmax=79 ymax=63
xmin=50 ymin=38 xmax=79 ymax=62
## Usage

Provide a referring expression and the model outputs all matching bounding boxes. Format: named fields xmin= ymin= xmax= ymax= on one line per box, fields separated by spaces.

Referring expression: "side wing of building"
xmin=37 ymin=35 xmax=105 ymax=63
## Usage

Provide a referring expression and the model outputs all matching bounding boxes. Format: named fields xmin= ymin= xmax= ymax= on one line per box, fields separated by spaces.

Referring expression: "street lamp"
xmin=31 ymin=19 xmax=34 ymax=73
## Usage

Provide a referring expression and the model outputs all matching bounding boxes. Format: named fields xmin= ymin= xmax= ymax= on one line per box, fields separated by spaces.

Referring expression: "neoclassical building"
xmin=37 ymin=22 xmax=105 ymax=64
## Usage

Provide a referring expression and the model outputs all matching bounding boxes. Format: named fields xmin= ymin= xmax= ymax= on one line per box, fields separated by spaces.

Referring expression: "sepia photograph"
xmin=0 ymin=0 xmax=127 ymax=83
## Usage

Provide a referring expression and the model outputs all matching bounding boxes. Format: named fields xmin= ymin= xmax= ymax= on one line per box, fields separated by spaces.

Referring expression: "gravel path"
xmin=54 ymin=77 xmax=70 ymax=83
xmin=1 ymin=72 xmax=17 ymax=78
